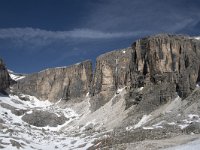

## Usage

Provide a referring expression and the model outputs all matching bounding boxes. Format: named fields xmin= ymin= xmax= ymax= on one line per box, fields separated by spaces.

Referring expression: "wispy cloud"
xmin=0 ymin=28 xmax=145 ymax=40
xmin=85 ymin=0 xmax=200 ymax=34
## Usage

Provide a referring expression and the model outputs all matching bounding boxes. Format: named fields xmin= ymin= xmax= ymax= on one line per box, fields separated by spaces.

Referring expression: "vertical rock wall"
xmin=125 ymin=34 xmax=200 ymax=112
xmin=89 ymin=47 xmax=133 ymax=111
xmin=14 ymin=60 xmax=92 ymax=102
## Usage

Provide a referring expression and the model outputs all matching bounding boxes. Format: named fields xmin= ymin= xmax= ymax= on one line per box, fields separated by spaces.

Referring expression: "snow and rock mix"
xmin=0 ymin=94 xmax=94 ymax=149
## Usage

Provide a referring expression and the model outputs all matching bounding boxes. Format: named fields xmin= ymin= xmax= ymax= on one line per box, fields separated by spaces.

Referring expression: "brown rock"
xmin=13 ymin=60 xmax=92 ymax=102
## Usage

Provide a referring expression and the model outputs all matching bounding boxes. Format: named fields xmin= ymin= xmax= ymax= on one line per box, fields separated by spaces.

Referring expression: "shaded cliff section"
xmin=13 ymin=60 xmax=92 ymax=102
xmin=125 ymin=34 xmax=200 ymax=113
xmin=0 ymin=59 xmax=15 ymax=93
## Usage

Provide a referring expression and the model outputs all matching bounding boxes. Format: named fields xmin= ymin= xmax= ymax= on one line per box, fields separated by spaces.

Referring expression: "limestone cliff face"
xmin=125 ymin=34 xmax=200 ymax=111
xmin=0 ymin=59 xmax=14 ymax=92
xmin=90 ymin=47 xmax=133 ymax=111
xmin=14 ymin=60 xmax=92 ymax=102
xmin=10 ymin=34 xmax=200 ymax=112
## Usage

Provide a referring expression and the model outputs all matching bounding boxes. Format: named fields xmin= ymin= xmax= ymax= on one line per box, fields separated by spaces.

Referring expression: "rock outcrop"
xmin=90 ymin=47 xmax=133 ymax=111
xmin=22 ymin=110 xmax=67 ymax=127
xmin=125 ymin=34 xmax=200 ymax=112
xmin=0 ymin=58 xmax=14 ymax=93
xmin=13 ymin=60 xmax=92 ymax=102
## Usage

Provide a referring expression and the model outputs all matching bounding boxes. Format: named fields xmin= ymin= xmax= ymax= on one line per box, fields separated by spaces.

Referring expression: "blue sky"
xmin=0 ymin=0 xmax=200 ymax=73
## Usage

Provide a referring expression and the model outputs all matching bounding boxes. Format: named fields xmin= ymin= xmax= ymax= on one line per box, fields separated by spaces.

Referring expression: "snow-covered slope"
xmin=8 ymin=70 xmax=25 ymax=81
xmin=0 ymin=94 xmax=94 ymax=149
xmin=1 ymin=86 xmax=200 ymax=149
xmin=195 ymin=37 xmax=200 ymax=40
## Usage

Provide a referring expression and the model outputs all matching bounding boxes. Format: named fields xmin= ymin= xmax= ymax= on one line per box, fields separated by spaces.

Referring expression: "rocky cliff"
xmin=89 ymin=47 xmax=133 ymax=111
xmin=89 ymin=34 xmax=200 ymax=112
xmin=13 ymin=60 xmax=92 ymax=102
xmin=125 ymin=34 xmax=200 ymax=112
xmin=0 ymin=58 xmax=14 ymax=93
xmin=11 ymin=34 xmax=200 ymax=112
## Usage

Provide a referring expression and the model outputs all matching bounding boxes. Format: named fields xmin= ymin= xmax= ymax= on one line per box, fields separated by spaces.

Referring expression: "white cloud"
xmin=0 ymin=27 xmax=143 ymax=40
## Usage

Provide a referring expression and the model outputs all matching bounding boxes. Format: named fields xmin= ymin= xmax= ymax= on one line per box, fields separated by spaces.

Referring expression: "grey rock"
xmin=0 ymin=103 xmax=27 ymax=116
xmin=125 ymin=34 xmax=200 ymax=111
xmin=10 ymin=139 xmax=23 ymax=149
xmin=0 ymin=118 xmax=4 ymax=124
xmin=22 ymin=110 xmax=68 ymax=127
xmin=183 ymin=122 xmax=200 ymax=134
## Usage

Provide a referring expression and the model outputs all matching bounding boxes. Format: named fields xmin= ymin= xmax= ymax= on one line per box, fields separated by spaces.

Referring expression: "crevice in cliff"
xmin=185 ymin=56 xmax=189 ymax=68
xmin=62 ymin=78 xmax=71 ymax=101
xmin=131 ymin=47 xmax=138 ymax=72
xmin=196 ymin=66 xmax=200 ymax=86
xmin=176 ymin=83 xmax=181 ymax=98
xmin=143 ymin=61 xmax=148 ymax=76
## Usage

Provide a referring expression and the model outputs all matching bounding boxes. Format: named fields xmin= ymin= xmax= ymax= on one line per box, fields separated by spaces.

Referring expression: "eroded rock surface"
xmin=90 ymin=47 xmax=133 ymax=111
xmin=125 ymin=34 xmax=200 ymax=112
xmin=13 ymin=60 xmax=92 ymax=102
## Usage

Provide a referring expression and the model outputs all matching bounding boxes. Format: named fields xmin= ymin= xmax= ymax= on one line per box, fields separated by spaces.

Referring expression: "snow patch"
xmin=9 ymin=73 xmax=25 ymax=81
xmin=117 ymin=87 xmax=126 ymax=93
xmin=179 ymin=124 xmax=189 ymax=129
xmin=167 ymin=122 xmax=176 ymax=125
xmin=134 ymin=115 xmax=152 ymax=129
xmin=138 ymin=87 xmax=144 ymax=91
xmin=152 ymin=121 xmax=165 ymax=129
xmin=143 ymin=126 xmax=154 ymax=130
xmin=195 ymin=37 xmax=200 ymax=40
xmin=188 ymin=114 xmax=199 ymax=120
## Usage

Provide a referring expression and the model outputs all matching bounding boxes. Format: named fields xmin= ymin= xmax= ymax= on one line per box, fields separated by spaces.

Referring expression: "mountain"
xmin=1 ymin=34 xmax=200 ymax=149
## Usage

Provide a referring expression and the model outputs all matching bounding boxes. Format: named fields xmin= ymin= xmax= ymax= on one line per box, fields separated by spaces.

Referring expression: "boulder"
xmin=22 ymin=110 xmax=67 ymax=127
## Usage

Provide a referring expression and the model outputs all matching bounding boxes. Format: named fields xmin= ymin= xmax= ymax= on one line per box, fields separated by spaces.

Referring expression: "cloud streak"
xmin=0 ymin=28 xmax=146 ymax=40
xmin=85 ymin=0 xmax=200 ymax=34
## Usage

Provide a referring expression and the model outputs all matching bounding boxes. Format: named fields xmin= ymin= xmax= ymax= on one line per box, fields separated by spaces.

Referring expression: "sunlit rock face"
xmin=13 ymin=60 xmax=93 ymax=102
xmin=89 ymin=47 xmax=133 ymax=111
